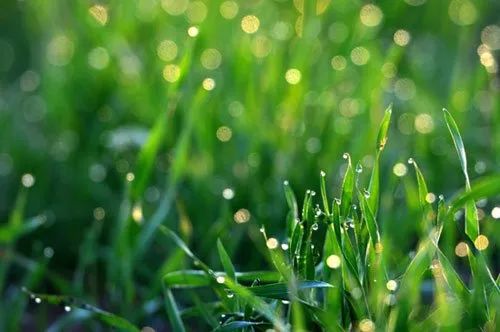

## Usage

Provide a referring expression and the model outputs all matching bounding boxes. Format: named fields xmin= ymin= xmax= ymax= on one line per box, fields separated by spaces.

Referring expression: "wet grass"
xmin=0 ymin=0 xmax=499 ymax=331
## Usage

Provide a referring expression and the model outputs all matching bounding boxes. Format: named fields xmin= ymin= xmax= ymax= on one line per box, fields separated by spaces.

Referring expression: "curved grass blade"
xmin=164 ymin=270 xmax=281 ymax=289
xmin=22 ymin=288 xmax=140 ymax=332
xmin=213 ymin=321 xmax=267 ymax=331
xmin=340 ymin=153 xmax=354 ymax=218
xmin=164 ymin=286 xmax=186 ymax=332
xmin=368 ymin=105 xmax=392 ymax=215
xmin=320 ymin=171 xmax=331 ymax=216
xmin=223 ymin=278 xmax=287 ymax=331
xmin=248 ymin=280 xmax=333 ymax=300
xmin=130 ymin=111 xmax=168 ymax=201
xmin=443 ymin=108 xmax=478 ymax=240
xmin=217 ymin=239 xmax=236 ymax=281
xmin=447 ymin=175 xmax=500 ymax=217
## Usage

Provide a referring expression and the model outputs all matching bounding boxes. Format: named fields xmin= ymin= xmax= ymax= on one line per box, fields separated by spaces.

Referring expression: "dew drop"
xmin=284 ymin=180 xmax=289 ymax=186
xmin=342 ymin=152 xmax=349 ymax=160
xmin=35 ymin=297 xmax=42 ymax=304
xmin=355 ymin=164 xmax=363 ymax=173
xmin=352 ymin=204 xmax=357 ymax=210
xmin=259 ymin=226 xmax=265 ymax=233
xmin=407 ymin=158 xmax=414 ymax=164
xmin=310 ymin=191 xmax=316 ymax=196
xmin=227 ymin=292 xmax=234 ymax=298
xmin=438 ymin=194 xmax=444 ymax=201
xmin=281 ymin=243 xmax=289 ymax=250
xmin=312 ymin=223 xmax=319 ymax=231
xmin=334 ymin=198 xmax=341 ymax=205
xmin=320 ymin=170 xmax=326 ymax=177
xmin=281 ymin=300 xmax=290 ymax=304
xmin=64 ymin=305 xmax=71 ymax=312
xmin=363 ymin=189 xmax=370 ymax=198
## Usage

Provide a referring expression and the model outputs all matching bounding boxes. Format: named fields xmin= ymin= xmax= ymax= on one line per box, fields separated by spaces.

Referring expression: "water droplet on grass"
xmin=320 ymin=170 xmax=326 ymax=177
xmin=343 ymin=152 xmax=349 ymax=159
xmin=312 ymin=223 xmax=319 ymax=231
xmin=407 ymin=158 xmax=414 ymax=164
xmin=355 ymin=164 xmax=363 ymax=173
xmin=35 ymin=297 xmax=42 ymax=304
xmin=64 ymin=305 xmax=71 ymax=312
xmin=363 ymin=189 xmax=370 ymax=198
xmin=227 ymin=292 xmax=234 ymax=298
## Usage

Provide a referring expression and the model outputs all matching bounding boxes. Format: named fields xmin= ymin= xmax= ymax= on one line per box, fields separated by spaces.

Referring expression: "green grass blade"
xmin=340 ymin=153 xmax=354 ymax=218
xmin=163 ymin=270 xmax=281 ymax=288
xmin=163 ymin=287 xmax=186 ymax=332
xmin=130 ymin=111 xmax=168 ymax=201
xmin=22 ymin=289 xmax=140 ymax=332
xmin=376 ymin=104 xmax=392 ymax=152
xmin=247 ymin=281 xmax=333 ymax=300
xmin=368 ymin=105 xmax=392 ymax=215
xmin=443 ymin=108 xmax=479 ymax=240
xmin=320 ymin=171 xmax=331 ymax=216
xmin=217 ymin=239 xmax=236 ymax=282
xmin=214 ymin=321 xmax=267 ymax=331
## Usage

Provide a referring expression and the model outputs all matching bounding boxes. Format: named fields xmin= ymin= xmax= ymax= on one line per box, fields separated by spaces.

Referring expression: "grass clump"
xmin=23 ymin=108 xmax=495 ymax=331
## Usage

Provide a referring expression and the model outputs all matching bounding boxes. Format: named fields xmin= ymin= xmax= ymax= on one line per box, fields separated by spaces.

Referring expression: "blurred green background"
xmin=1 ymin=0 xmax=499 ymax=329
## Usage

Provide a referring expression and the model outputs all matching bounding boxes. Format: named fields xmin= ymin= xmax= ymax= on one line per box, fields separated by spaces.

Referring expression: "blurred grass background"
xmin=0 ymin=0 xmax=499 ymax=330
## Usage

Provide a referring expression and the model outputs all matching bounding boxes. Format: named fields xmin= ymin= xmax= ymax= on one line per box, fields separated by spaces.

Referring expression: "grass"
xmin=0 ymin=0 xmax=499 ymax=331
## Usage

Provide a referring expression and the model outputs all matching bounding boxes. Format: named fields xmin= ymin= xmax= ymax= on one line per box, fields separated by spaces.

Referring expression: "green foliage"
xmin=0 ymin=0 xmax=499 ymax=331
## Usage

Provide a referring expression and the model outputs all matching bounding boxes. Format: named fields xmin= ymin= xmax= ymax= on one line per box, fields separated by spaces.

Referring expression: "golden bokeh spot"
xmin=285 ymin=68 xmax=301 ymax=84
xmin=455 ymin=242 xmax=468 ymax=257
xmin=425 ymin=193 xmax=436 ymax=203
xmin=414 ymin=113 xmax=434 ymax=134
xmin=481 ymin=25 xmax=500 ymax=50
xmin=394 ymin=78 xmax=416 ymax=100
xmin=326 ymin=255 xmax=341 ymax=269
xmin=474 ymin=235 xmax=489 ymax=251
xmin=126 ymin=172 xmax=135 ymax=182
xmin=491 ymin=206 xmax=500 ymax=219
xmin=201 ymin=48 xmax=222 ymax=70
xmin=93 ymin=207 xmax=106 ymax=220
xmin=186 ymin=1 xmax=208 ymax=24
xmin=331 ymin=55 xmax=347 ymax=70
xmin=234 ymin=208 xmax=250 ymax=223
xmin=187 ymin=26 xmax=199 ymax=37
xmin=394 ymin=29 xmax=411 ymax=46
xmin=251 ymin=35 xmax=272 ymax=58
xmin=202 ymin=77 xmax=216 ymax=90
xmin=266 ymin=237 xmax=279 ymax=249
xmin=163 ymin=64 xmax=181 ymax=82
xmin=89 ymin=5 xmax=108 ymax=26
xmin=88 ymin=47 xmax=110 ymax=70
xmin=241 ymin=15 xmax=260 ymax=34
xmin=448 ymin=0 xmax=477 ymax=26
xmin=161 ymin=0 xmax=188 ymax=16
xmin=360 ymin=4 xmax=383 ymax=27
xmin=21 ymin=173 xmax=35 ymax=188
xmin=381 ymin=62 xmax=397 ymax=78
xmin=393 ymin=163 xmax=407 ymax=177
xmin=220 ymin=1 xmax=239 ymax=19
xmin=47 ymin=35 xmax=74 ymax=67
xmin=132 ymin=204 xmax=143 ymax=224
xmin=350 ymin=46 xmax=370 ymax=66
xmin=359 ymin=318 xmax=375 ymax=332
xmin=157 ymin=40 xmax=178 ymax=62
xmin=216 ymin=126 xmax=232 ymax=142
xmin=386 ymin=280 xmax=398 ymax=291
